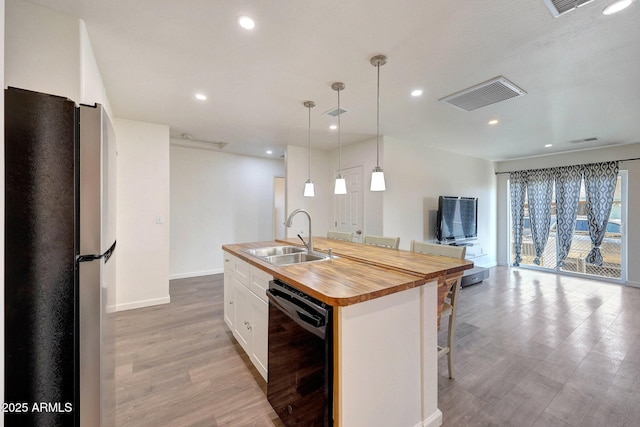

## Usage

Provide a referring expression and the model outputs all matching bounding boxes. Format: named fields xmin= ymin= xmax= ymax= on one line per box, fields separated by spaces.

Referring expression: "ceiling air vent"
xmin=569 ymin=137 xmax=598 ymax=144
xmin=542 ymin=0 xmax=595 ymax=18
xmin=325 ymin=107 xmax=348 ymax=117
xmin=439 ymin=76 xmax=527 ymax=112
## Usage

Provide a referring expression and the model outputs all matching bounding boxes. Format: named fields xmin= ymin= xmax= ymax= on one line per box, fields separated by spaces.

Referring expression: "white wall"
xmin=289 ymin=135 xmax=497 ymax=264
xmin=5 ymin=0 xmax=80 ymax=101
xmin=115 ymin=119 xmax=170 ymax=310
xmin=274 ymin=177 xmax=286 ymax=239
xmin=80 ymin=20 xmax=112 ymax=118
xmin=285 ymin=145 xmax=332 ymax=239
xmin=496 ymin=174 xmax=510 ymax=267
xmin=329 ymin=137 xmax=385 ymax=236
xmin=495 ymin=143 xmax=640 ymax=285
xmin=170 ymin=142 xmax=285 ymax=278
xmin=6 ymin=2 xmax=110 ymax=113
xmin=383 ymin=136 xmax=497 ymax=267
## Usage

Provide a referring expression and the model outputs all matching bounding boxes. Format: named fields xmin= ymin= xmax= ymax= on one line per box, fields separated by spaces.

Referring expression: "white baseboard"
xmin=475 ymin=261 xmax=498 ymax=269
xmin=418 ymin=409 xmax=443 ymax=427
xmin=169 ymin=269 xmax=223 ymax=280
xmin=627 ymin=280 xmax=640 ymax=288
xmin=109 ymin=295 xmax=171 ymax=312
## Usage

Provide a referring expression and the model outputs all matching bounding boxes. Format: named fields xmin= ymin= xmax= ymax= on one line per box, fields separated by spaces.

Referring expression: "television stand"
xmin=461 ymin=266 xmax=489 ymax=287
xmin=436 ymin=241 xmax=489 ymax=287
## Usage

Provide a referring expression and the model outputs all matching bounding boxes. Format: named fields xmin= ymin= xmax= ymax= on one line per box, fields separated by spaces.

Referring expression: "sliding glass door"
xmin=510 ymin=172 xmax=626 ymax=281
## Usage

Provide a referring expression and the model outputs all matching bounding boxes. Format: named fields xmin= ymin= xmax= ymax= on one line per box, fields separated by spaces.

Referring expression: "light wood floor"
xmin=115 ymin=268 xmax=640 ymax=426
xmin=115 ymin=274 xmax=283 ymax=426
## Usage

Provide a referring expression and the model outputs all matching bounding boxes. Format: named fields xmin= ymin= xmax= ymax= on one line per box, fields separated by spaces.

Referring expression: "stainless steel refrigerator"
xmin=5 ymin=87 xmax=117 ymax=426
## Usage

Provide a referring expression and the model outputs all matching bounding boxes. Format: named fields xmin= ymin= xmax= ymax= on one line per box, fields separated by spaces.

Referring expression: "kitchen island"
xmin=222 ymin=238 xmax=473 ymax=427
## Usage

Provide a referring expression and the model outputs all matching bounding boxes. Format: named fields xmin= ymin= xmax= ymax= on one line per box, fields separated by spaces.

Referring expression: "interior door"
xmin=333 ymin=166 xmax=364 ymax=242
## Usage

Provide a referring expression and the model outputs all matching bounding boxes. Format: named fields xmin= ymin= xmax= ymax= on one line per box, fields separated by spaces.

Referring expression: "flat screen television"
xmin=436 ymin=196 xmax=478 ymax=242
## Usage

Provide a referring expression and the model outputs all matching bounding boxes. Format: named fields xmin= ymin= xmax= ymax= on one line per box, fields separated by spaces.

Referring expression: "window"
xmin=511 ymin=174 xmax=625 ymax=281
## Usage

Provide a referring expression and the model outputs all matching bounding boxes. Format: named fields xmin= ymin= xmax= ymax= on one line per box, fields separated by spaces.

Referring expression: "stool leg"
xmin=447 ymin=309 xmax=456 ymax=379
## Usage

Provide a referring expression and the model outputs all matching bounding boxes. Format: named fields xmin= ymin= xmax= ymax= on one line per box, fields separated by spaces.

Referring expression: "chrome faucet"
xmin=285 ymin=209 xmax=313 ymax=254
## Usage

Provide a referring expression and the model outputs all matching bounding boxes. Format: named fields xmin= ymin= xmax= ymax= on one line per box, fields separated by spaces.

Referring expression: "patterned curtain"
xmin=526 ymin=168 xmax=554 ymax=265
xmin=554 ymin=165 xmax=583 ymax=268
xmin=509 ymin=171 xmax=527 ymax=266
xmin=583 ymin=161 xmax=619 ymax=265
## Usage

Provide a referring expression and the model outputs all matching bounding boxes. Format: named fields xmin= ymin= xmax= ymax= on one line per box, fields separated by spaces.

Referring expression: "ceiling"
xmin=27 ymin=0 xmax=640 ymax=161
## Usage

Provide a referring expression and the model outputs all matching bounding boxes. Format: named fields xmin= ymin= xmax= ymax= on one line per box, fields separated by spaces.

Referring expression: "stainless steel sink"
xmin=244 ymin=246 xmax=306 ymax=257
xmin=244 ymin=245 xmax=330 ymax=266
xmin=263 ymin=252 xmax=329 ymax=266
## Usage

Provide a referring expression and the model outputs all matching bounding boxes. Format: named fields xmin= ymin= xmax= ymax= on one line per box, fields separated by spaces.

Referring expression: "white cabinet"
xmin=250 ymin=293 xmax=268 ymax=379
xmin=250 ymin=267 xmax=271 ymax=301
xmin=223 ymin=252 xmax=271 ymax=381
xmin=233 ymin=278 xmax=252 ymax=353
xmin=231 ymin=252 xmax=250 ymax=284
xmin=223 ymin=253 xmax=235 ymax=329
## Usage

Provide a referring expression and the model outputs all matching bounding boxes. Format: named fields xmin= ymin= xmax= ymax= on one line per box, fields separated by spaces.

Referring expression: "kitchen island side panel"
xmin=338 ymin=284 xmax=440 ymax=427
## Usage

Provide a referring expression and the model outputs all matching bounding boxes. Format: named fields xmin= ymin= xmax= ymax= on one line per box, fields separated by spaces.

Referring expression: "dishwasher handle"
xmin=267 ymin=289 xmax=327 ymax=339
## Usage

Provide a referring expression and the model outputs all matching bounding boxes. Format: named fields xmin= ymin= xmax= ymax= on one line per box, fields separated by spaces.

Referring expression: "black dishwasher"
xmin=267 ymin=279 xmax=333 ymax=427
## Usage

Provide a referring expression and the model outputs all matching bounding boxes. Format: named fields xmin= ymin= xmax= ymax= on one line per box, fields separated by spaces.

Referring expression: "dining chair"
xmin=327 ymin=231 xmax=353 ymax=242
xmin=410 ymin=240 xmax=466 ymax=379
xmin=363 ymin=234 xmax=400 ymax=249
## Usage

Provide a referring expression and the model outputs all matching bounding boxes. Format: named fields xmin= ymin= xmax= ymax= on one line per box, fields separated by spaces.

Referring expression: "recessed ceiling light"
xmin=488 ymin=119 xmax=499 ymax=125
xmin=237 ymin=15 xmax=255 ymax=30
xmin=545 ymin=144 xmax=553 ymax=148
xmin=411 ymin=89 xmax=423 ymax=97
xmin=195 ymin=93 xmax=207 ymax=101
xmin=329 ymin=124 xmax=338 ymax=130
xmin=266 ymin=150 xmax=273 ymax=155
xmin=603 ymin=0 xmax=634 ymax=15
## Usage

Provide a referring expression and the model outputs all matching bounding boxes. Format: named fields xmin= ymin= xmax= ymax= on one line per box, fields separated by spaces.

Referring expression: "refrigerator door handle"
xmin=102 ymin=240 xmax=117 ymax=262
xmin=77 ymin=240 xmax=117 ymax=263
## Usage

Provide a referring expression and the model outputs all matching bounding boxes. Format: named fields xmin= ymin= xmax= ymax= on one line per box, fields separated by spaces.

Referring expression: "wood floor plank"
xmin=114 ymin=275 xmax=283 ymax=427
xmin=115 ymin=268 xmax=640 ymax=427
xmin=440 ymin=267 xmax=640 ymax=427
xmin=495 ymin=371 xmax=562 ymax=426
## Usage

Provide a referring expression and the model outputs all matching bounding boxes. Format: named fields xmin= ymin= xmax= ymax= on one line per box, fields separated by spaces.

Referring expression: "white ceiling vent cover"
xmin=542 ymin=0 xmax=594 ymax=18
xmin=325 ymin=107 xmax=348 ymax=117
xmin=439 ymin=76 xmax=527 ymax=112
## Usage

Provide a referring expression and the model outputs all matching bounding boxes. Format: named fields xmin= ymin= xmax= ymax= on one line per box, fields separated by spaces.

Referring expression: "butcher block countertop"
xmin=222 ymin=238 xmax=473 ymax=307
xmin=279 ymin=237 xmax=473 ymax=279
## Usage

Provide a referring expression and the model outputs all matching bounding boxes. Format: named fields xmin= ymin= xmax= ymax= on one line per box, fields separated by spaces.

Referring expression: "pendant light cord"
xmin=369 ymin=54 xmax=387 ymax=192
xmin=337 ymin=87 xmax=342 ymax=173
xmin=376 ymin=62 xmax=380 ymax=167
xmin=308 ymin=105 xmax=312 ymax=180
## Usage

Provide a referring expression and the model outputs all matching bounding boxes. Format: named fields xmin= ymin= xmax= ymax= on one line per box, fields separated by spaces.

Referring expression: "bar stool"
xmin=410 ymin=240 xmax=465 ymax=379
xmin=363 ymin=234 xmax=400 ymax=249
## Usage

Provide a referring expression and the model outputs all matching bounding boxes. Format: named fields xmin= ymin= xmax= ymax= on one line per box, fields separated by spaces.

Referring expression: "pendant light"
xmin=303 ymin=101 xmax=316 ymax=197
xmin=332 ymin=82 xmax=347 ymax=195
xmin=370 ymin=54 xmax=387 ymax=192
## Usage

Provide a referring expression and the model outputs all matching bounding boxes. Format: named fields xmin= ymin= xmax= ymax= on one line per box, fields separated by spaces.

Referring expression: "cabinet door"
xmin=251 ymin=293 xmax=268 ymax=381
xmin=250 ymin=267 xmax=271 ymax=303
xmin=233 ymin=255 xmax=250 ymax=286
xmin=223 ymin=254 xmax=235 ymax=329
xmin=233 ymin=278 xmax=252 ymax=354
xmin=223 ymin=272 xmax=234 ymax=330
